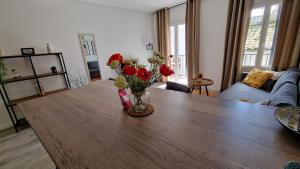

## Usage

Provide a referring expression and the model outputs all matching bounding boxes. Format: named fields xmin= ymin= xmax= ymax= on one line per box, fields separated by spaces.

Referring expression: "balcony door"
xmin=169 ymin=24 xmax=187 ymax=84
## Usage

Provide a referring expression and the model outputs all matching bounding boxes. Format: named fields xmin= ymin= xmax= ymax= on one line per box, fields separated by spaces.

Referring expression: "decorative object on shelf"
xmin=107 ymin=52 xmax=174 ymax=117
xmin=46 ymin=43 xmax=53 ymax=53
xmin=21 ymin=48 xmax=35 ymax=55
xmin=274 ymin=106 xmax=300 ymax=135
xmin=0 ymin=59 xmax=7 ymax=83
xmin=146 ymin=42 xmax=153 ymax=51
xmin=51 ymin=66 xmax=57 ymax=73
xmin=10 ymin=69 xmax=22 ymax=79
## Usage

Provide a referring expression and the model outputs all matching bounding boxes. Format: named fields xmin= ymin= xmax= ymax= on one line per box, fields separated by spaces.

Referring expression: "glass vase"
xmin=130 ymin=90 xmax=150 ymax=113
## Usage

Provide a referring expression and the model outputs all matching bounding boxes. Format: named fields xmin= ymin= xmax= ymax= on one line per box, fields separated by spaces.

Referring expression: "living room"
xmin=0 ymin=0 xmax=299 ymax=168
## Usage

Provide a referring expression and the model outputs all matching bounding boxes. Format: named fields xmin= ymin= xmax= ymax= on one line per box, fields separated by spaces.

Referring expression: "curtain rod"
xmin=168 ymin=1 xmax=186 ymax=9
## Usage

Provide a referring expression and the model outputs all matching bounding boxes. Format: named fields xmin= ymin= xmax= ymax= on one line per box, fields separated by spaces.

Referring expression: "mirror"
xmin=79 ymin=33 xmax=101 ymax=82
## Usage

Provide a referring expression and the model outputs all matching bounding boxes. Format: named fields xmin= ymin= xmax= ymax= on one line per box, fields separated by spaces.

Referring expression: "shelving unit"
xmin=0 ymin=52 xmax=70 ymax=132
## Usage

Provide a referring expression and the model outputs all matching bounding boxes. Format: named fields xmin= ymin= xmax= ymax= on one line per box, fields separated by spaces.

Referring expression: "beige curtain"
xmin=272 ymin=0 xmax=300 ymax=71
xmin=186 ymin=0 xmax=200 ymax=82
xmin=221 ymin=0 xmax=254 ymax=91
xmin=156 ymin=8 xmax=170 ymax=63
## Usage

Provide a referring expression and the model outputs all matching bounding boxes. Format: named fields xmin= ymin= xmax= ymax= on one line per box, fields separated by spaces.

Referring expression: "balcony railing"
xmin=242 ymin=51 xmax=272 ymax=67
xmin=261 ymin=53 xmax=271 ymax=67
xmin=170 ymin=55 xmax=187 ymax=77
xmin=242 ymin=53 xmax=256 ymax=66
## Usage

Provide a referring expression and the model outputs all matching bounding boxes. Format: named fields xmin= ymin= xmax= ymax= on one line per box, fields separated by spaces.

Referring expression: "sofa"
xmin=219 ymin=68 xmax=300 ymax=107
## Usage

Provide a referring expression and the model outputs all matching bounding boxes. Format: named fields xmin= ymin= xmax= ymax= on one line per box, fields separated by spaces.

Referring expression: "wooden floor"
xmin=0 ymin=128 xmax=55 ymax=169
xmin=152 ymin=82 xmax=219 ymax=97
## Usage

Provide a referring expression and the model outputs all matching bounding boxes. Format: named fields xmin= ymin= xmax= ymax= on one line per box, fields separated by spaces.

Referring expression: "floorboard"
xmin=0 ymin=128 xmax=55 ymax=169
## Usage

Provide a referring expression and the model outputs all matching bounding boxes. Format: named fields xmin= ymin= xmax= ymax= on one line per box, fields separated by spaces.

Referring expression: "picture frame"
xmin=91 ymin=41 xmax=96 ymax=55
xmin=82 ymin=41 xmax=90 ymax=56
xmin=21 ymin=48 xmax=35 ymax=55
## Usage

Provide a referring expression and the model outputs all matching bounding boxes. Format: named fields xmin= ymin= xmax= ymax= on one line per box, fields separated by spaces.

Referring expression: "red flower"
xmin=123 ymin=65 xmax=137 ymax=76
xmin=137 ymin=68 xmax=152 ymax=81
xmin=107 ymin=53 xmax=123 ymax=65
xmin=160 ymin=64 xmax=174 ymax=76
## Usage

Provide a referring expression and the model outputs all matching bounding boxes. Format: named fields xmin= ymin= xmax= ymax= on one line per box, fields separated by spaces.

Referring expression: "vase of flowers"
xmin=107 ymin=52 xmax=174 ymax=117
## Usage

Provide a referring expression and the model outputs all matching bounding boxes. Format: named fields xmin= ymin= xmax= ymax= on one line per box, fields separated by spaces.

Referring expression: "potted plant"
xmin=107 ymin=52 xmax=174 ymax=117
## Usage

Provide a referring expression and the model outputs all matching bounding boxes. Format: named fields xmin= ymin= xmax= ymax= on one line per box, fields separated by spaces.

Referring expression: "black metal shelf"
xmin=0 ymin=52 xmax=63 ymax=59
xmin=4 ymin=71 xmax=66 ymax=83
xmin=4 ymin=75 xmax=36 ymax=83
xmin=0 ymin=52 xmax=70 ymax=132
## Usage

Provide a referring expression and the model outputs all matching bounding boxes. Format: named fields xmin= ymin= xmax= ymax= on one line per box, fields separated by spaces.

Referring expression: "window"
xmin=242 ymin=0 xmax=282 ymax=70
xmin=169 ymin=24 xmax=187 ymax=84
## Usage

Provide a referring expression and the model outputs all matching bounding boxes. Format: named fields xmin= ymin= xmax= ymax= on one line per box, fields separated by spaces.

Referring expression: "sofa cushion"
xmin=242 ymin=69 xmax=273 ymax=88
xmin=260 ymin=79 xmax=277 ymax=92
xmin=220 ymin=82 xmax=270 ymax=103
xmin=270 ymin=83 xmax=298 ymax=107
xmin=271 ymin=69 xmax=300 ymax=94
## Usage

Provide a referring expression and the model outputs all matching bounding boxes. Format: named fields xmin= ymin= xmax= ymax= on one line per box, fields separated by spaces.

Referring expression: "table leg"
xmin=190 ymin=86 xmax=194 ymax=94
xmin=199 ymin=86 xmax=202 ymax=95
xmin=205 ymin=86 xmax=209 ymax=96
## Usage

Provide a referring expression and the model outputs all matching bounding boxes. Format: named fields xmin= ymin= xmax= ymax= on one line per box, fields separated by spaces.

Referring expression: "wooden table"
xmin=18 ymin=81 xmax=300 ymax=169
xmin=191 ymin=78 xmax=214 ymax=96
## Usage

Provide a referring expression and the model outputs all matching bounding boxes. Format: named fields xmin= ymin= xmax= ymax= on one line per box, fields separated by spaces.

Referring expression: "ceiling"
xmin=80 ymin=0 xmax=185 ymax=12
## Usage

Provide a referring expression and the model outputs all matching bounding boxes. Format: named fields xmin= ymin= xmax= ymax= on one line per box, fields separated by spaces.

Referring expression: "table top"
xmin=18 ymin=81 xmax=300 ymax=169
xmin=191 ymin=78 xmax=214 ymax=86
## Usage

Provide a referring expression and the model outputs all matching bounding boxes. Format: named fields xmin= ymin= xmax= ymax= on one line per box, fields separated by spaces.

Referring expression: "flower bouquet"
xmin=107 ymin=52 xmax=174 ymax=117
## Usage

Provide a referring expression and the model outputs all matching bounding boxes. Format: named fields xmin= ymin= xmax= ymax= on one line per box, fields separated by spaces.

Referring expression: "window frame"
xmin=241 ymin=0 xmax=282 ymax=72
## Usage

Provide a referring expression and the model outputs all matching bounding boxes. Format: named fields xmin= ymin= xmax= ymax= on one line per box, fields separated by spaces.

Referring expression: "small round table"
xmin=190 ymin=78 xmax=214 ymax=96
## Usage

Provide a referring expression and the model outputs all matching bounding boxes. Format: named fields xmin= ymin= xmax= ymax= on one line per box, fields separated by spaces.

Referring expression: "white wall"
xmin=199 ymin=0 xmax=229 ymax=91
xmin=0 ymin=0 xmax=154 ymax=130
xmin=168 ymin=1 xmax=229 ymax=91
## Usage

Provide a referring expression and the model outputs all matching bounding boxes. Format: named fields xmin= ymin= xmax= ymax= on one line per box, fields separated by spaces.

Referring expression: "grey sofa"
xmin=219 ymin=68 xmax=300 ymax=107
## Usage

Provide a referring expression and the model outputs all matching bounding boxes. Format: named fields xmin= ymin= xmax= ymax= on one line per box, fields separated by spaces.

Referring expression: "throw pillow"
xmin=242 ymin=69 xmax=273 ymax=88
xmin=260 ymin=79 xmax=277 ymax=92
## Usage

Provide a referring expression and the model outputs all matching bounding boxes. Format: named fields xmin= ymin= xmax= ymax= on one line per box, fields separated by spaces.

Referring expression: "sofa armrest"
xmin=240 ymin=72 xmax=249 ymax=81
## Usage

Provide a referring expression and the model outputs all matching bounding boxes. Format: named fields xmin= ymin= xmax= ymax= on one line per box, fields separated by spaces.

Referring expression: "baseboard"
xmin=0 ymin=123 xmax=12 ymax=131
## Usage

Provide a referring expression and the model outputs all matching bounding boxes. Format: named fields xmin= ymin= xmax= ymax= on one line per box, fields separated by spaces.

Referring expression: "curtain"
xmin=156 ymin=8 xmax=170 ymax=63
xmin=221 ymin=0 xmax=254 ymax=91
xmin=186 ymin=0 xmax=200 ymax=82
xmin=272 ymin=0 xmax=300 ymax=71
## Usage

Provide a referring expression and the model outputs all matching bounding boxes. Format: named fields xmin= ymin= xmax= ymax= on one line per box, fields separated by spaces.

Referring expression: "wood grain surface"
xmin=18 ymin=81 xmax=300 ymax=169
